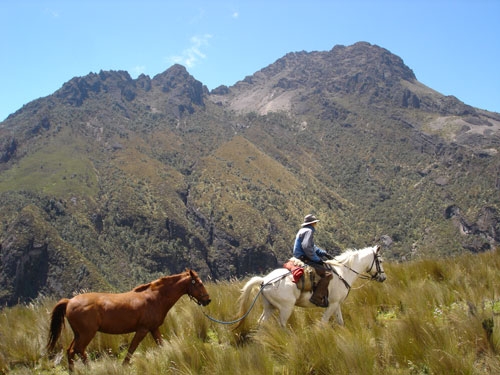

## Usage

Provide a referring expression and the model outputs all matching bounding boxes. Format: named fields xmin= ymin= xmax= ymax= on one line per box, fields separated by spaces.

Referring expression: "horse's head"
xmin=187 ymin=269 xmax=211 ymax=306
xmin=367 ymin=245 xmax=386 ymax=282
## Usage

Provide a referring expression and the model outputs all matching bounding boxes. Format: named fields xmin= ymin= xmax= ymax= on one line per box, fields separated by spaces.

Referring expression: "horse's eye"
xmin=192 ymin=280 xmax=196 ymax=284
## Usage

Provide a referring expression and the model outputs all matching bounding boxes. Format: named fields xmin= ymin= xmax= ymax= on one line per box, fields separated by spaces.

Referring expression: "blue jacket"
xmin=293 ymin=225 xmax=327 ymax=263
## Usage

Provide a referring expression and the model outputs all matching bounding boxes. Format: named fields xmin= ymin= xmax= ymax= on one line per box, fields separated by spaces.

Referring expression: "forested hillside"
xmin=1 ymin=42 xmax=499 ymax=306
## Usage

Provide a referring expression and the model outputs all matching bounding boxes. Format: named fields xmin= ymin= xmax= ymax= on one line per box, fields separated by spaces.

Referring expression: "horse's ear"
xmin=375 ymin=245 xmax=381 ymax=254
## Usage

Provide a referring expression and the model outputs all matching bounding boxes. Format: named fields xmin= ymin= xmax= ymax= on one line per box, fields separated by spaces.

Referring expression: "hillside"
xmin=1 ymin=42 xmax=500 ymax=306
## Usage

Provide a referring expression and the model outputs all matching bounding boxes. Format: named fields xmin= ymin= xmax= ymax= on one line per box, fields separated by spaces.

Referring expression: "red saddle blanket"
xmin=283 ymin=260 xmax=304 ymax=283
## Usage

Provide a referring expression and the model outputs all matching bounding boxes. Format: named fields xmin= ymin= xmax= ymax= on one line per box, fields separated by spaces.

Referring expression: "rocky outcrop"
xmin=445 ymin=205 xmax=500 ymax=252
xmin=0 ymin=205 xmax=109 ymax=306
xmin=152 ymin=64 xmax=206 ymax=115
xmin=0 ymin=137 xmax=17 ymax=163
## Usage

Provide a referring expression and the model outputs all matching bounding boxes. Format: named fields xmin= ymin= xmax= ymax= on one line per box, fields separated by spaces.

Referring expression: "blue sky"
xmin=1 ymin=0 xmax=499 ymax=121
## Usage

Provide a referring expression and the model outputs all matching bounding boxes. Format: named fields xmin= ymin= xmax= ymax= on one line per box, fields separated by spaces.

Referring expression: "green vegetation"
xmin=2 ymin=250 xmax=500 ymax=374
xmin=0 ymin=130 xmax=98 ymax=198
xmin=1 ymin=44 xmax=500 ymax=307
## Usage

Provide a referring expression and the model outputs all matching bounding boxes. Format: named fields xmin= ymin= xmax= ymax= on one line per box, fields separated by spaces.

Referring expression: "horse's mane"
xmin=329 ymin=246 xmax=378 ymax=266
xmin=133 ymin=283 xmax=152 ymax=292
xmin=332 ymin=248 xmax=357 ymax=264
xmin=132 ymin=270 xmax=192 ymax=293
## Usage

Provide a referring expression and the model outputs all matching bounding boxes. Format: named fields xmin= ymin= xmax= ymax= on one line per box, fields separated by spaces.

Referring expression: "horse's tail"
xmin=234 ymin=276 xmax=265 ymax=331
xmin=47 ymin=298 xmax=69 ymax=352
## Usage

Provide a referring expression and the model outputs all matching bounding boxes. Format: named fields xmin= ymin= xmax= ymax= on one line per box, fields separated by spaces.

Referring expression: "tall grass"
xmin=2 ymin=250 xmax=500 ymax=374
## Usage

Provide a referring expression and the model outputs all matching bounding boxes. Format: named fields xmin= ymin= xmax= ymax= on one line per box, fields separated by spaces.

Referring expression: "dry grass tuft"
xmin=2 ymin=250 xmax=500 ymax=374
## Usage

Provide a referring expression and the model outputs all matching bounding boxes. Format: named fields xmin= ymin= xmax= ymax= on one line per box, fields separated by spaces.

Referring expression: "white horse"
xmin=235 ymin=245 xmax=386 ymax=328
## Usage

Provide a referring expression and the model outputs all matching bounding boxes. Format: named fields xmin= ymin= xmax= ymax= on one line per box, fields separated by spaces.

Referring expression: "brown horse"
xmin=47 ymin=269 xmax=210 ymax=371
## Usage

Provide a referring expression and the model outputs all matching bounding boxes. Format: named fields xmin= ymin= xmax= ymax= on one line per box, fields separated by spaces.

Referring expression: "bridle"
xmin=366 ymin=250 xmax=385 ymax=280
xmin=328 ymin=248 xmax=385 ymax=290
xmin=187 ymin=275 xmax=210 ymax=305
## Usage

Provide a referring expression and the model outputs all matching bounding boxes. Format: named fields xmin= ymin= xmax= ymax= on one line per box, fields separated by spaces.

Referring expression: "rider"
xmin=293 ymin=214 xmax=333 ymax=308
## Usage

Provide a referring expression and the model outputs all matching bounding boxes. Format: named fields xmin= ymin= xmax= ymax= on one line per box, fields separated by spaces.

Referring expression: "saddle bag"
xmin=283 ymin=260 xmax=304 ymax=283
xmin=283 ymin=258 xmax=318 ymax=292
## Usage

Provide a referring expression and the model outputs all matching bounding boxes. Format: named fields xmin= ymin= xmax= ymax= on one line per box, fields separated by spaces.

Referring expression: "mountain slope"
xmin=1 ymin=42 xmax=499 ymax=306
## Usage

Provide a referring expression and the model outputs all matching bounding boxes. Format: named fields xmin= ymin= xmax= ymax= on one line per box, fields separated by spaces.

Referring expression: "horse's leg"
xmin=278 ymin=304 xmax=295 ymax=327
xmin=123 ymin=329 xmax=148 ymax=365
xmin=321 ymin=303 xmax=337 ymax=323
xmin=71 ymin=330 xmax=95 ymax=367
xmin=275 ymin=284 xmax=300 ymax=327
xmin=334 ymin=305 xmax=344 ymax=326
xmin=67 ymin=339 xmax=76 ymax=372
xmin=258 ymin=295 xmax=275 ymax=325
xmin=65 ymin=332 xmax=93 ymax=372
xmin=150 ymin=327 xmax=163 ymax=346
xmin=321 ymin=302 xmax=344 ymax=325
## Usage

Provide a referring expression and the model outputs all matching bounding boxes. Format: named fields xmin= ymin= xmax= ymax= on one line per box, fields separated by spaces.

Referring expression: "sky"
xmin=1 ymin=0 xmax=499 ymax=121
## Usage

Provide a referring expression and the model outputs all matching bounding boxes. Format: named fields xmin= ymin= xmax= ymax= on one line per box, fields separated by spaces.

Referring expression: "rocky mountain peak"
xmin=327 ymin=42 xmax=417 ymax=82
xmin=55 ymin=70 xmax=134 ymax=106
xmin=210 ymin=42 xmax=421 ymax=114
xmin=207 ymin=42 xmax=500 ymax=152
xmin=152 ymin=64 xmax=206 ymax=109
xmin=51 ymin=64 xmax=206 ymax=116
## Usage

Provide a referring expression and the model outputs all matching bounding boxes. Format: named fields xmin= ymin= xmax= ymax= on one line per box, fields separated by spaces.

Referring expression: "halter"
xmin=187 ymin=274 xmax=210 ymax=305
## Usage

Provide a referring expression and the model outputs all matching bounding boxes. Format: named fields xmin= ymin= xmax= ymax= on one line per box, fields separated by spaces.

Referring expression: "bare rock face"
xmin=0 ymin=205 xmax=109 ymax=306
xmin=445 ymin=205 xmax=500 ymax=252
xmin=211 ymin=42 xmax=420 ymax=113
xmin=0 ymin=137 xmax=17 ymax=163
xmin=476 ymin=206 xmax=500 ymax=244
xmin=55 ymin=70 xmax=132 ymax=106
xmin=152 ymin=64 xmax=206 ymax=115
xmin=0 ymin=206 xmax=50 ymax=304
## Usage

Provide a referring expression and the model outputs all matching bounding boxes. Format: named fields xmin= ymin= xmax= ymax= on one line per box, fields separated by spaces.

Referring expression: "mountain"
xmin=1 ymin=42 xmax=499 ymax=306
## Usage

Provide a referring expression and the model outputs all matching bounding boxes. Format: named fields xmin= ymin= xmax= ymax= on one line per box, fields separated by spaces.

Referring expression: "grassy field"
xmin=1 ymin=250 xmax=500 ymax=374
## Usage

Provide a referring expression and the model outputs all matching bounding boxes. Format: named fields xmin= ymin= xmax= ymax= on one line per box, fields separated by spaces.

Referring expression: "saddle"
xmin=283 ymin=257 xmax=320 ymax=292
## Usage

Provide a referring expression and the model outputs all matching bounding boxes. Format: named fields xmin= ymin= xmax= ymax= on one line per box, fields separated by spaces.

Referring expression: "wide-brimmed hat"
xmin=301 ymin=214 xmax=320 ymax=227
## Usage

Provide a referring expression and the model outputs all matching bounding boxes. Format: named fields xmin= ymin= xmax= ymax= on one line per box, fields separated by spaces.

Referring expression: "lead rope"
xmin=199 ymin=272 xmax=291 ymax=325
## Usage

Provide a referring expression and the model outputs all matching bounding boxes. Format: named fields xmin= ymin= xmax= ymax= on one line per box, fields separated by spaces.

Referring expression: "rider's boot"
xmin=309 ymin=273 xmax=332 ymax=308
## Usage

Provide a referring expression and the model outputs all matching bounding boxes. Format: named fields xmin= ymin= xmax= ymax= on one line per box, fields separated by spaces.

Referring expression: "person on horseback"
xmin=293 ymin=214 xmax=333 ymax=307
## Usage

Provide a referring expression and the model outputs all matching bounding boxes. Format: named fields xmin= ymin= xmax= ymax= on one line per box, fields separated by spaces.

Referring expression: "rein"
xmin=329 ymin=250 xmax=383 ymax=290
xmin=199 ymin=272 xmax=290 ymax=325
xmin=327 ymin=265 xmax=352 ymax=290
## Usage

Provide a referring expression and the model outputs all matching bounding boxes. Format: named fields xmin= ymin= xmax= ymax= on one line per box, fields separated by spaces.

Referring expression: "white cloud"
xmin=232 ymin=11 xmax=239 ymax=19
xmin=131 ymin=65 xmax=146 ymax=77
xmin=44 ymin=8 xmax=60 ymax=18
xmin=167 ymin=34 xmax=212 ymax=68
